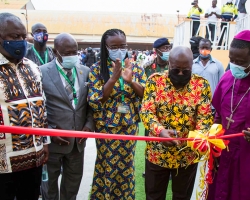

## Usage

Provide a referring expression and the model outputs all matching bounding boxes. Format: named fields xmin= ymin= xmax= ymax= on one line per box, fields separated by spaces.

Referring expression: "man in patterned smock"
xmin=0 ymin=13 xmax=49 ymax=200
xmin=140 ymin=46 xmax=213 ymax=200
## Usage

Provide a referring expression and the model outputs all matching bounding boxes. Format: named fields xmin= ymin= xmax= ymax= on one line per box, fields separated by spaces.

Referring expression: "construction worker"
xmin=218 ymin=0 xmax=238 ymax=49
xmin=187 ymin=0 xmax=204 ymax=36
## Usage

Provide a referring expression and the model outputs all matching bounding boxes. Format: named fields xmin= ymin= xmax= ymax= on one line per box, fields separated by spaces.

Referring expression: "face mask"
xmin=107 ymin=48 xmax=127 ymax=61
xmin=199 ymin=49 xmax=211 ymax=59
xmin=230 ymin=62 xmax=250 ymax=79
xmin=158 ymin=49 xmax=170 ymax=61
xmin=57 ymin=51 xmax=78 ymax=69
xmin=2 ymin=40 xmax=27 ymax=60
xmin=168 ymin=69 xmax=192 ymax=87
xmin=33 ymin=32 xmax=48 ymax=46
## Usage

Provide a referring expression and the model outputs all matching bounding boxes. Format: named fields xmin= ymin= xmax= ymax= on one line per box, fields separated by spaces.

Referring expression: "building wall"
xmin=2 ymin=9 xmax=179 ymax=45
xmin=211 ymin=50 xmax=229 ymax=69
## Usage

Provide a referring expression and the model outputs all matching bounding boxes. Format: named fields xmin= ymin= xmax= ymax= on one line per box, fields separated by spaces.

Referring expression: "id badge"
xmin=117 ymin=104 xmax=130 ymax=114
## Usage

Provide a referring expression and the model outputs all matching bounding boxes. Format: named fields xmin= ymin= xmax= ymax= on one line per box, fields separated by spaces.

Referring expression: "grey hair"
xmin=0 ymin=12 xmax=21 ymax=35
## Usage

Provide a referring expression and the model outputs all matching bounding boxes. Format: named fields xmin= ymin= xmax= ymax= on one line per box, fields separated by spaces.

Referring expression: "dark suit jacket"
xmin=40 ymin=59 xmax=94 ymax=154
xmin=237 ymin=0 xmax=247 ymax=13
xmin=26 ymin=46 xmax=54 ymax=66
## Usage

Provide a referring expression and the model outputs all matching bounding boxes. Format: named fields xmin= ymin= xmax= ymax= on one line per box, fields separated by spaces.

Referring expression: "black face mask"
xmin=168 ymin=69 xmax=192 ymax=87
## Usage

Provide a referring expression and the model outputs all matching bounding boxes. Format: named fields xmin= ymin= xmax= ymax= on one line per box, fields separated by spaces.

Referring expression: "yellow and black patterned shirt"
xmin=140 ymin=72 xmax=213 ymax=169
xmin=88 ymin=60 xmax=147 ymax=127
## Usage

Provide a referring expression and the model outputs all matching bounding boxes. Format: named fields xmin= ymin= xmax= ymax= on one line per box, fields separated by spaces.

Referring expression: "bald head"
xmin=31 ymin=23 xmax=47 ymax=34
xmin=54 ymin=33 xmax=78 ymax=63
xmin=168 ymin=46 xmax=193 ymax=88
xmin=54 ymin=33 xmax=77 ymax=49
xmin=169 ymin=46 xmax=193 ymax=68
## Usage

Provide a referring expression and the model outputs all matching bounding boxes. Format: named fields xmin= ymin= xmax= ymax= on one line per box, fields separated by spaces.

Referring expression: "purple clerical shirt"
xmin=207 ymin=70 xmax=250 ymax=200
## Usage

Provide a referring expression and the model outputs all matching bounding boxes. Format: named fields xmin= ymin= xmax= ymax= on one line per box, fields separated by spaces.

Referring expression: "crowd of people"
xmin=0 ymin=5 xmax=250 ymax=200
xmin=187 ymin=0 xmax=247 ymax=49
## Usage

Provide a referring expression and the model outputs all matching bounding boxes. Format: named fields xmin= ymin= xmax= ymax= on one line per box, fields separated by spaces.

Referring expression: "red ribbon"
xmin=205 ymin=129 xmax=230 ymax=184
xmin=0 ymin=125 xmax=245 ymax=141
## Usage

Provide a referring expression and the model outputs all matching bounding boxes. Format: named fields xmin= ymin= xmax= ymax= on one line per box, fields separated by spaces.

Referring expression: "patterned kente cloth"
xmin=90 ymin=124 xmax=138 ymax=200
xmin=88 ymin=60 xmax=146 ymax=199
xmin=0 ymin=53 xmax=49 ymax=173
xmin=140 ymin=72 xmax=213 ymax=169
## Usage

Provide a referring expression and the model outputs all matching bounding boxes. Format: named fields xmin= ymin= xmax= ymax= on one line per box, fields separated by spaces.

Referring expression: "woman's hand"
xmin=122 ymin=58 xmax=133 ymax=83
xmin=110 ymin=59 xmax=122 ymax=82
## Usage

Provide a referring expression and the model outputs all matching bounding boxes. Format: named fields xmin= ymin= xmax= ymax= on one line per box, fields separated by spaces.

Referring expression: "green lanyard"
xmin=32 ymin=46 xmax=48 ymax=65
xmin=119 ymin=61 xmax=125 ymax=102
xmin=56 ymin=64 xmax=78 ymax=105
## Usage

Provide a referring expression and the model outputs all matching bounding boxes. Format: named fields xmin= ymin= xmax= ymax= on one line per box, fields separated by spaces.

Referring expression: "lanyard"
xmin=56 ymin=64 xmax=78 ymax=105
xmin=119 ymin=61 xmax=125 ymax=102
xmin=32 ymin=46 xmax=48 ymax=65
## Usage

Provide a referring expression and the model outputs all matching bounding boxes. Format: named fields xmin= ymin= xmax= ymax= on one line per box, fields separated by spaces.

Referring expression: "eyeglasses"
xmin=106 ymin=45 xmax=128 ymax=52
xmin=170 ymin=68 xmax=191 ymax=75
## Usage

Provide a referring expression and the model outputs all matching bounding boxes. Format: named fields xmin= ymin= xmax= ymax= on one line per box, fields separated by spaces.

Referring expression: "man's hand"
xmin=43 ymin=144 xmax=49 ymax=164
xmin=243 ymin=128 xmax=250 ymax=142
xmin=159 ymin=129 xmax=180 ymax=147
xmin=79 ymin=126 xmax=91 ymax=144
xmin=52 ymin=136 xmax=70 ymax=146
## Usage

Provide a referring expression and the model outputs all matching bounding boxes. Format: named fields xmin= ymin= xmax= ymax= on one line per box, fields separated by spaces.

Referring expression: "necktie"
xmin=64 ymin=68 xmax=73 ymax=102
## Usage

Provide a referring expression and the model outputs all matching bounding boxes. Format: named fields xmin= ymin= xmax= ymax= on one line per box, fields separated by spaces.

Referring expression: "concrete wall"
xmin=1 ymin=9 xmax=179 ymax=45
xmin=211 ymin=50 xmax=229 ymax=69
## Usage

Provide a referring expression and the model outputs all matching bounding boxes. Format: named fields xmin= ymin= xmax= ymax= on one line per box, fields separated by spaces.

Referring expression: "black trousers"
xmin=218 ymin=22 xmax=228 ymax=48
xmin=205 ymin=23 xmax=216 ymax=42
xmin=0 ymin=166 xmax=42 ymax=200
xmin=145 ymin=159 xmax=197 ymax=200
xmin=192 ymin=21 xmax=200 ymax=36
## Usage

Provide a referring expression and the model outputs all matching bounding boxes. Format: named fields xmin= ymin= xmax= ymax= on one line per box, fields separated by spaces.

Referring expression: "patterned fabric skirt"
xmin=90 ymin=124 xmax=138 ymax=200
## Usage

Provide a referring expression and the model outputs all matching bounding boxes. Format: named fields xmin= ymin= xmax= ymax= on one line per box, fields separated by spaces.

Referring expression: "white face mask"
xmin=107 ymin=48 xmax=127 ymax=61
xmin=61 ymin=55 xmax=78 ymax=69
xmin=57 ymin=51 xmax=78 ymax=69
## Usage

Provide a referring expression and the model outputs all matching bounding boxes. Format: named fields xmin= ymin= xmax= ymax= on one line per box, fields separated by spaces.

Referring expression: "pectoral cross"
xmin=226 ymin=114 xmax=235 ymax=129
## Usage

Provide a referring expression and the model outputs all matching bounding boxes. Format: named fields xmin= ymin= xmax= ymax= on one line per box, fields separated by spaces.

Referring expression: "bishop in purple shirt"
xmin=208 ymin=30 xmax=250 ymax=200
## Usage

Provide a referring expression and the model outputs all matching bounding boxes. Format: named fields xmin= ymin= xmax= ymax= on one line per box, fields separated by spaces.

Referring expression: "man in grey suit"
xmin=40 ymin=33 xmax=94 ymax=200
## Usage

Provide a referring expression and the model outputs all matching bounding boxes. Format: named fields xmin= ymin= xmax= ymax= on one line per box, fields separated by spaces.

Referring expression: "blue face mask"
xmin=57 ymin=51 xmax=78 ymax=69
xmin=33 ymin=32 xmax=48 ymax=46
xmin=158 ymin=50 xmax=170 ymax=61
xmin=230 ymin=62 xmax=250 ymax=79
xmin=107 ymin=48 xmax=127 ymax=61
xmin=2 ymin=40 xmax=27 ymax=59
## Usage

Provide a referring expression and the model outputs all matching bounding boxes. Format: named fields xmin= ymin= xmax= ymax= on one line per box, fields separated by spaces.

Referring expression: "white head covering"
xmin=227 ymin=0 xmax=233 ymax=3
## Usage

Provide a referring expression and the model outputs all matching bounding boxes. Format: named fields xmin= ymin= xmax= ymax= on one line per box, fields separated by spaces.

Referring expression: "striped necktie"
xmin=64 ymin=68 xmax=73 ymax=102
